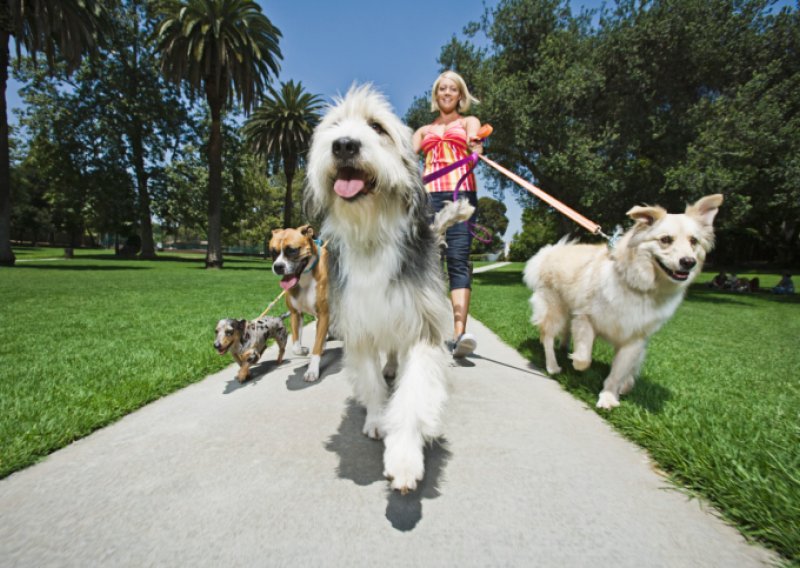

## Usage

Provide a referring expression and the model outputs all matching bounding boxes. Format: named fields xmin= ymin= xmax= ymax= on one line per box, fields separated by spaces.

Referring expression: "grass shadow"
xmin=14 ymin=263 xmax=151 ymax=271
xmin=516 ymin=338 xmax=672 ymax=414
xmin=324 ymin=399 xmax=451 ymax=532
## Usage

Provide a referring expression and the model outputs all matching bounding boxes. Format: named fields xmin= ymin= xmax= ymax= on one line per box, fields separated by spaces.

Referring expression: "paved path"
xmin=0 ymin=321 xmax=777 ymax=566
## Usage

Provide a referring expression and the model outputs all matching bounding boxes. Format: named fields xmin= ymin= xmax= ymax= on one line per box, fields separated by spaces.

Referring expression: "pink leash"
xmin=422 ymin=152 xmax=493 ymax=244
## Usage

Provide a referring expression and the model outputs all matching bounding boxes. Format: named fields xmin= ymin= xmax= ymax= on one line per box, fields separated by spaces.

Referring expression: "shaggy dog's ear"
xmin=627 ymin=205 xmax=667 ymax=226
xmin=299 ymin=225 xmax=315 ymax=238
xmin=686 ymin=194 xmax=723 ymax=227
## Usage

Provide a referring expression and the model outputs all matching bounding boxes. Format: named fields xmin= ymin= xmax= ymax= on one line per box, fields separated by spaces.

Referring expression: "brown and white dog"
xmin=269 ymin=225 xmax=330 ymax=382
xmin=523 ymin=194 xmax=723 ymax=409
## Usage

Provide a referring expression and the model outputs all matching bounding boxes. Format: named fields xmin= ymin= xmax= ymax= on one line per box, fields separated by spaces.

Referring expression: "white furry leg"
xmin=597 ymin=340 xmax=646 ymax=410
xmin=304 ymin=354 xmax=321 ymax=382
xmin=382 ymin=343 xmax=449 ymax=493
xmin=347 ymin=345 xmax=388 ymax=439
xmin=569 ymin=315 xmax=595 ymax=372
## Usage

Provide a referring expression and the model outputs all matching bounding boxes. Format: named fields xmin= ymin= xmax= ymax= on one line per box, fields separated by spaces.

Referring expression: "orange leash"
xmin=478 ymin=154 xmax=608 ymax=239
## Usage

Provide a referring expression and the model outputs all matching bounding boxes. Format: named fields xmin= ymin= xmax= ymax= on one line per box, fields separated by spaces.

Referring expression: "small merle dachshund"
xmin=214 ymin=313 xmax=289 ymax=382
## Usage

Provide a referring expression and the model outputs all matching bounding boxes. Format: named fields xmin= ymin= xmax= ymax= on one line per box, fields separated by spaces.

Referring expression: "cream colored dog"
xmin=523 ymin=194 xmax=723 ymax=409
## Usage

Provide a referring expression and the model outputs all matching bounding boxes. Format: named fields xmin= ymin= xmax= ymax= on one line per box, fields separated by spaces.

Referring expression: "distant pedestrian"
xmin=772 ymin=272 xmax=795 ymax=294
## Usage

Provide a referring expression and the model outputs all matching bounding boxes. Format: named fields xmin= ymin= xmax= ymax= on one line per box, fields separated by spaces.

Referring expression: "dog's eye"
xmin=284 ymin=246 xmax=298 ymax=257
xmin=660 ymin=236 xmax=673 ymax=245
xmin=270 ymin=249 xmax=279 ymax=259
xmin=690 ymin=237 xmax=699 ymax=246
xmin=225 ymin=330 xmax=233 ymax=336
xmin=369 ymin=121 xmax=386 ymax=135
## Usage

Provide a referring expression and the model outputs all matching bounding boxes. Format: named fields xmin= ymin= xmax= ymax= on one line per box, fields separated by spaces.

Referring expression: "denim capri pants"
xmin=428 ymin=191 xmax=478 ymax=290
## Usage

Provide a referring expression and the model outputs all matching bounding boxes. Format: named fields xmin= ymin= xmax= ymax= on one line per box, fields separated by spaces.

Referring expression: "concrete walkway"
xmin=0 ymin=320 xmax=777 ymax=566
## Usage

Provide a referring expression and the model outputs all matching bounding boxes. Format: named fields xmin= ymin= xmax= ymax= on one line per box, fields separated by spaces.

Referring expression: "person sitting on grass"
xmin=772 ymin=272 xmax=795 ymax=294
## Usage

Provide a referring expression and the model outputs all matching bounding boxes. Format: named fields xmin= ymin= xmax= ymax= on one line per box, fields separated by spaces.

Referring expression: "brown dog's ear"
xmin=299 ymin=225 xmax=315 ymax=238
xmin=685 ymin=194 xmax=723 ymax=227
xmin=271 ymin=228 xmax=283 ymax=236
xmin=627 ymin=205 xmax=667 ymax=226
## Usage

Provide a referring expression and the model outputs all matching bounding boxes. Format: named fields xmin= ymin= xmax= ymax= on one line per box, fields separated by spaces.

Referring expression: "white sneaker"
xmin=452 ymin=333 xmax=477 ymax=358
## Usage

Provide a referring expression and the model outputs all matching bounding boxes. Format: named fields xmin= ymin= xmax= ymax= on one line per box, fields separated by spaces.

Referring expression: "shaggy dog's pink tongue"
xmin=334 ymin=168 xmax=365 ymax=198
xmin=280 ymin=275 xmax=299 ymax=290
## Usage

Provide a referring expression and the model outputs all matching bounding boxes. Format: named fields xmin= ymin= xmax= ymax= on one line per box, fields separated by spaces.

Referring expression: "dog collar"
xmin=303 ymin=239 xmax=324 ymax=273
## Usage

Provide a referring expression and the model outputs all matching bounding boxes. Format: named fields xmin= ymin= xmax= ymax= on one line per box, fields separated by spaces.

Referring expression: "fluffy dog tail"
xmin=523 ymin=235 xmax=573 ymax=290
xmin=431 ymin=199 xmax=475 ymax=237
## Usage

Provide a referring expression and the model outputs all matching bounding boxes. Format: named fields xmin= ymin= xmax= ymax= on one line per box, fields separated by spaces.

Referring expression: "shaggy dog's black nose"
xmin=332 ymin=137 xmax=360 ymax=159
xmin=679 ymin=257 xmax=697 ymax=270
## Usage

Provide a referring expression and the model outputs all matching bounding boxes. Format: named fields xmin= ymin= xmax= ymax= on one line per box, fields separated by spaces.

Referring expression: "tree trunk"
xmin=283 ymin=167 xmax=294 ymax=229
xmin=0 ymin=30 xmax=15 ymax=266
xmin=132 ymin=127 xmax=156 ymax=259
xmin=205 ymin=93 xmax=224 ymax=269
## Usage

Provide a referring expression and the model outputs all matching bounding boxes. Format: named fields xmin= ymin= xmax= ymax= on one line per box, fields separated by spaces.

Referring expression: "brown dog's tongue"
xmin=280 ymin=275 xmax=299 ymax=290
xmin=334 ymin=168 xmax=365 ymax=198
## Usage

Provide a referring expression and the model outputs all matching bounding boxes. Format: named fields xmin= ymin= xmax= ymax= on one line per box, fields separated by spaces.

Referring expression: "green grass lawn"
xmin=2 ymin=249 xmax=798 ymax=563
xmin=1 ymin=248 xmax=281 ymax=478
xmin=471 ymin=263 xmax=800 ymax=564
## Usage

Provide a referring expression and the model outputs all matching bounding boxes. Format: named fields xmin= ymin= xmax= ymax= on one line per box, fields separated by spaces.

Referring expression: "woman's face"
xmin=436 ymin=78 xmax=461 ymax=113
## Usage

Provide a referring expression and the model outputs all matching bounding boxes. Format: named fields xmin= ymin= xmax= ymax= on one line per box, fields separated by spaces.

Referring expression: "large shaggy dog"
xmin=305 ymin=85 xmax=452 ymax=493
xmin=523 ymin=194 xmax=723 ymax=410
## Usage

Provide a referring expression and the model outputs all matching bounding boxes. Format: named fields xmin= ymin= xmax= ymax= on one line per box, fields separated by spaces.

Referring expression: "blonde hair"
xmin=430 ymin=70 xmax=480 ymax=113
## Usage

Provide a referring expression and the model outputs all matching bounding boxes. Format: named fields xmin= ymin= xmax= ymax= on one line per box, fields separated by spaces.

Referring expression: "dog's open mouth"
xmin=656 ymin=259 xmax=691 ymax=282
xmin=217 ymin=344 xmax=230 ymax=355
xmin=279 ymin=257 xmax=309 ymax=290
xmin=333 ymin=167 xmax=373 ymax=200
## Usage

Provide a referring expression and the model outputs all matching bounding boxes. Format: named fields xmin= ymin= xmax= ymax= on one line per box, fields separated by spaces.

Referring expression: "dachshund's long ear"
xmin=686 ymin=194 xmax=723 ymax=227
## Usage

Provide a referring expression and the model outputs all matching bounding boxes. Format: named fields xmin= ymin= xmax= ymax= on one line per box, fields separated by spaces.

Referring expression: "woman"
xmin=412 ymin=70 xmax=484 ymax=358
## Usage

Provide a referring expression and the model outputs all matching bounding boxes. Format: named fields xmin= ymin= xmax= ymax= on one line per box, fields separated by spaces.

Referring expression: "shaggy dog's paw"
xmin=362 ymin=415 xmax=384 ymax=440
xmin=383 ymin=443 xmax=424 ymax=494
xmin=596 ymin=391 xmax=620 ymax=410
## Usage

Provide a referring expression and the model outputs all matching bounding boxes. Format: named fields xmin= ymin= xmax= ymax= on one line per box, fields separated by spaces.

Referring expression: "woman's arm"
xmin=464 ymin=116 xmax=483 ymax=154
xmin=412 ymin=125 xmax=427 ymax=154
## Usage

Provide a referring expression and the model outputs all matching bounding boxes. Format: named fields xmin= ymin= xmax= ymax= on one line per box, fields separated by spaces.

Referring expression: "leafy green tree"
xmin=154 ymin=0 xmax=282 ymax=268
xmin=471 ymin=196 xmax=508 ymax=255
xmin=242 ymin=80 xmax=322 ymax=229
xmin=0 ymin=0 xmax=107 ymax=265
xmin=507 ymin=204 xmax=560 ymax=262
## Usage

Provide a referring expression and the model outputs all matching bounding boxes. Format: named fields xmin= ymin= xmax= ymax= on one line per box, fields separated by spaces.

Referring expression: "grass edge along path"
xmin=470 ymin=263 xmax=800 ymax=565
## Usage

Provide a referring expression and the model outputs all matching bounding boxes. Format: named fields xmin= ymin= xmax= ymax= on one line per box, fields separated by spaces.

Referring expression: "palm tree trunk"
xmin=206 ymin=95 xmax=224 ymax=269
xmin=0 ymin=30 xmax=15 ymax=266
xmin=283 ymin=169 xmax=293 ymax=229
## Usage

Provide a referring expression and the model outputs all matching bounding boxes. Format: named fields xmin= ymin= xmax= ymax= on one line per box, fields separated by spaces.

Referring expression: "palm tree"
xmin=243 ymin=80 xmax=322 ymax=229
xmin=0 ymin=0 xmax=106 ymax=267
xmin=154 ymin=0 xmax=282 ymax=268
